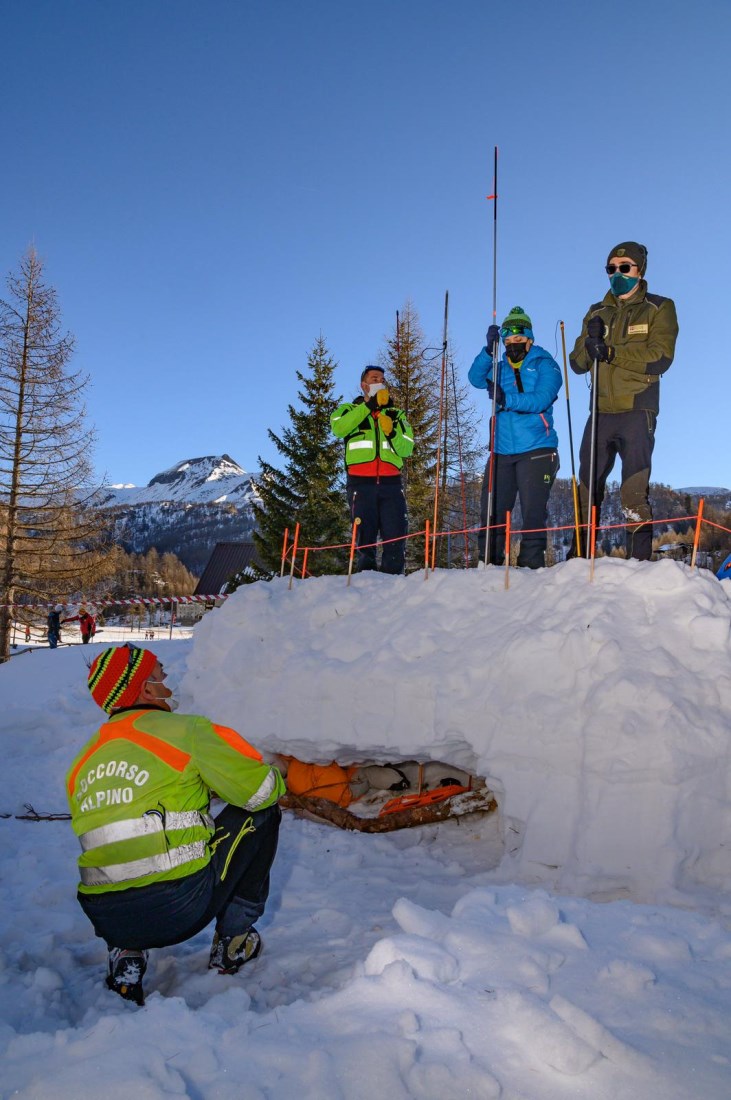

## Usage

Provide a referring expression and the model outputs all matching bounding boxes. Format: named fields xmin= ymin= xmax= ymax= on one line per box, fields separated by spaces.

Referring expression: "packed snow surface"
xmin=2 ymin=557 xmax=731 ymax=1098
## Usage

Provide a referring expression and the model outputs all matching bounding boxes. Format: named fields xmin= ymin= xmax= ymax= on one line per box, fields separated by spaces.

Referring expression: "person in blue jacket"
xmin=469 ymin=306 xmax=562 ymax=568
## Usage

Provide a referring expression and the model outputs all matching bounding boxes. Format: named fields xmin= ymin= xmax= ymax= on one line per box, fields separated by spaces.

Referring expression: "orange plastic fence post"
xmin=346 ymin=517 xmax=360 ymax=586
xmin=691 ymin=497 xmax=705 ymax=570
xmin=287 ymin=522 xmax=300 ymax=590
xmin=589 ymin=505 xmax=597 ymax=581
xmin=424 ymin=520 xmax=430 ymax=578
xmin=301 ymin=548 xmax=309 ymax=578
xmin=280 ymin=527 xmax=289 ymax=577
xmin=504 ymin=510 xmax=511 ymax=589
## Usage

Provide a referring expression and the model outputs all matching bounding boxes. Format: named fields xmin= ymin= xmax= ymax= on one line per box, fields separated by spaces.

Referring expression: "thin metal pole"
xmin=484 ymin=145 xmax=499 ymax=565
xmin=431 ymin=291 xmax=449 ymax=571
xmin=559 ymin=322 xmax=581 ymax=554
xmin=586 ymin=356 xmax=599 ymax=559
xmin=448 ymin=354 xmax=470 ymax=568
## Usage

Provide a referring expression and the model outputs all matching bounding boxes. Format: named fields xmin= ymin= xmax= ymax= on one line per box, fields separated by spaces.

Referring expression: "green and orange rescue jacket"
xmin=66 ymin=707 xmax=285 ymax=895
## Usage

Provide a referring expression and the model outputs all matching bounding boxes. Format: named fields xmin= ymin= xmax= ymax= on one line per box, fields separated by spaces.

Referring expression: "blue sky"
xmin=2 ymin=0 xmax=729 ymax=490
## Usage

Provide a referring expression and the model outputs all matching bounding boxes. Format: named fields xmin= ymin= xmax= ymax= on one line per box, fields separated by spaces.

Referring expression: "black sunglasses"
xmin=605 ymin=262 xmax=636 ymax=275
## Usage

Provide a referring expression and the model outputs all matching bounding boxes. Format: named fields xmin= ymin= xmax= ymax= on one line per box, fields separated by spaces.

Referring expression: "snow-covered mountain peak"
xmin=101 ymin=454 xmax=256 ymax=507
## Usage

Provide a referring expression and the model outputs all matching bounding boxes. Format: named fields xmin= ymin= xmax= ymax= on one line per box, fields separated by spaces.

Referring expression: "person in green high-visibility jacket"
xmin=331 ymin=365 xmax=414 ymax=574
xmin=67 ymin=643 xmax=285 ymax=1004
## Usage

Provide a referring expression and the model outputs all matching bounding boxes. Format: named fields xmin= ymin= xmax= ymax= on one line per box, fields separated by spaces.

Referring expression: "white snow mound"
xmin=185 ymin=557 xmax=731 ymax=905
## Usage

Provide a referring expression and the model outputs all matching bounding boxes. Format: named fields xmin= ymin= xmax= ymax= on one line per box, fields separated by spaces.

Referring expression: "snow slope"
xmin=1 ymin=558 xmax=731 ymax=1098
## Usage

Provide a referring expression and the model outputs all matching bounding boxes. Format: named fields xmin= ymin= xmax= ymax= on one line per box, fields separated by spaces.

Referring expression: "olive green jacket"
xmin=570 ymin=281 xmax=678 ymax=414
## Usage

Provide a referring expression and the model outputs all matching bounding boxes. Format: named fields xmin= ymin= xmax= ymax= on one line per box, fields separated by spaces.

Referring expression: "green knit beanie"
xmin=500 ymin=306 xmax=534 ymax=339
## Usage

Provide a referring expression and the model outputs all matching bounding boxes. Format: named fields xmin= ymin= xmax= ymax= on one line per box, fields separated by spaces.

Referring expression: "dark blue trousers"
xmin=347 ymin=475 xmax=407 ymax=574
xmin=78 ymin=803 xmax=281 ymax=950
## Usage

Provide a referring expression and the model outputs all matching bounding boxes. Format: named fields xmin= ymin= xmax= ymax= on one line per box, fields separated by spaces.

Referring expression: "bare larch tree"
xmin=0 ymin=248 xmax=109 ymax=660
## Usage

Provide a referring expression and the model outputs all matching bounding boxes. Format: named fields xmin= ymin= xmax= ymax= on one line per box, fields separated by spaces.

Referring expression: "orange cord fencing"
xmin=278 ymin=499 xmax=731 ymax=584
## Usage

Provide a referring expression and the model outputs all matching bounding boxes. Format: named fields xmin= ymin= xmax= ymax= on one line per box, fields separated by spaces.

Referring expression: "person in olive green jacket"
xmin=570 ymin=241 xmax=678 ymax=559
xmin=67 ymin=643 xmax=285 ymax=1003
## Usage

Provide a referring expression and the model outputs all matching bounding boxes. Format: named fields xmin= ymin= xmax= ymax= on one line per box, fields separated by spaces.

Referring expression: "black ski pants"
xmin=479 ymin=448 xmax=559 ymax=568
xmin=347 ymin=475 xmax=407 ymax=575
xmin=576 ymin=409 xmax=656 ymax=560
xmin=78 ymin=803 xmax=281 ymax=950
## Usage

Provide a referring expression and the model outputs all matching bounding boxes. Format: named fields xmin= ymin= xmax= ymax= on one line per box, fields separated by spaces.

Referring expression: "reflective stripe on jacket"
xmin=66 ymin=708 xmax=285 ymax=894
xmin=330 ymin=398 xmax=414 ymax=472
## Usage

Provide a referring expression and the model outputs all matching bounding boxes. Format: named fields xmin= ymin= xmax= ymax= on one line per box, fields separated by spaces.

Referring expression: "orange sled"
xmin=379 ymin=783 xmax=471 ymax=817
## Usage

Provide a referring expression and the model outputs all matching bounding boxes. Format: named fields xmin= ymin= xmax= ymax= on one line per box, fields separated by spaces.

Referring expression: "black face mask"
xmin=505 ymin=343 xmax=528 ymax=363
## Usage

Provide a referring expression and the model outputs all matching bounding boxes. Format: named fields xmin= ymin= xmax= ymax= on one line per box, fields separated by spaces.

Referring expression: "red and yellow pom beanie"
xmin=88 ymin=645 xmax=158 ymax=714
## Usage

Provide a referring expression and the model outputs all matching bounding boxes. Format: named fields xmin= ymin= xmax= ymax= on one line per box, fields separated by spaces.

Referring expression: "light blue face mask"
xmin=610 ymin=273 xmax=640 ymax=296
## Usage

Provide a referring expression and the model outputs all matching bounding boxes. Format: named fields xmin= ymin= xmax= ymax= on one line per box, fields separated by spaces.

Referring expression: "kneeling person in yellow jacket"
xmin=67 ymin=643 xmax=285 ymax=1004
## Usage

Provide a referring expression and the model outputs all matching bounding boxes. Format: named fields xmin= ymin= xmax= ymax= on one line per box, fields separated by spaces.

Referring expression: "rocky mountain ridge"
xmin=99 ymin=455 xmax=259 ymax=576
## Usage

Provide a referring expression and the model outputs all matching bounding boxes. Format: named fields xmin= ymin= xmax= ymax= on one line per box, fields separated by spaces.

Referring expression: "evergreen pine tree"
xmin=252 ymin=336 xmax=349 ymax=577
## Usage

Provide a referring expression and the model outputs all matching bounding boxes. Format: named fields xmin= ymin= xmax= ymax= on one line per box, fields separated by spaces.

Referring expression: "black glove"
xmin=584 ymin=316 xmax=614 ymax=361
xmin=486 ymin=324 xmax=500 ymax=356
xmin=487 ymin=379 xmax=506 ymax=408
xmin=585 ymin=336 xmax=615 ymax=363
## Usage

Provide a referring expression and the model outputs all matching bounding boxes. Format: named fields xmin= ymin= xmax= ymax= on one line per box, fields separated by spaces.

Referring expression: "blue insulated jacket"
xmin=468 ymin=344 xmax=562 ymax=455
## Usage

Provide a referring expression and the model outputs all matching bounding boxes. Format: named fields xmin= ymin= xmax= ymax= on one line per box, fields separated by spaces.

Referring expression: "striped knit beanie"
xmin=88 ymin=645 xmax=158 ymax=714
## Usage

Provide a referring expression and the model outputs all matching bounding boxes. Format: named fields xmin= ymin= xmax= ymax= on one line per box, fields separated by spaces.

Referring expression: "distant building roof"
xmin=194 ymin=542 xmax=260 ymax=596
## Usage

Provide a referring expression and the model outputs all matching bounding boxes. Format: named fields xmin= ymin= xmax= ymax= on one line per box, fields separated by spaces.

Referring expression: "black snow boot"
xmin=208 ymin=928 xmax=262 ymax=974
xmin=106 ymin=948 xmax=148 ymax=1005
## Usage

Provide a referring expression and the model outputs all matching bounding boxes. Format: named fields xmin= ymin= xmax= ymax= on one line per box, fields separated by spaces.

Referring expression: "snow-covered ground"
xmin=2 ymin=558 xmax=731 ymax=1098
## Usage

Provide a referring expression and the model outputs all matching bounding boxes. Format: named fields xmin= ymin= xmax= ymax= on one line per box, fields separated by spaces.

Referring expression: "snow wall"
xmin=184 ymin=557 xmax=731 ymax=906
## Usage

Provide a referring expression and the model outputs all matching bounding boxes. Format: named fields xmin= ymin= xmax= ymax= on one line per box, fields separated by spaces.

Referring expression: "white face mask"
xmin=145 ymin=675 xmax=179 ymax=712
xmin=367 ymin=383 xmax=386 ymax=397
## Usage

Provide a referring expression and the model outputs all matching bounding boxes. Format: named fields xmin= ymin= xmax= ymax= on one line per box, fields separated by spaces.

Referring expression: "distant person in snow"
xmin=66 ymin=644 xmax=285 ymax=1005
xmin=46 ymin=604 xmax=65 ymax=648
xmin=65 ymin=607 xmax=97 ymax=644
xmin=570 ymin=242 xmax=679 ymax=560
xmin=331 ymin=365 xmax=414 ymax=574
xmin=469 ymin=307 xmax=562 ymax=568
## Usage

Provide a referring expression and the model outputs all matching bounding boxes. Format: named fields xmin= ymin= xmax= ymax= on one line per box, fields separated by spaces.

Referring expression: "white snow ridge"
xmin=2 ymin=556 xmax=731 ymax=1099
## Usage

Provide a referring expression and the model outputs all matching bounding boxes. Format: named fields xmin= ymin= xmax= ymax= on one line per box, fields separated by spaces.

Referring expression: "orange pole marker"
xmin=691 ymin=498 xmax=705 ymax=570
xmin=424 ymin=519 xmax=430 ymax=579
xmin=280 ymin=527 xmax=289 ymax=577
xmin=504 ymin=510 xmax=511 ymax=589
xmin=288 ymin=522 xmax=300 ymax=590
xmin=347 ymin=517 xmax=360 ymax=586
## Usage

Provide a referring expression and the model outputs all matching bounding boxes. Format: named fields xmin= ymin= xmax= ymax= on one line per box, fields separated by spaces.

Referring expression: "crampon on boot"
xmin=106 ymin=948 xmax=148 ymax=1005
xmin=208 ymin=928 xmax=262 ymax=974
